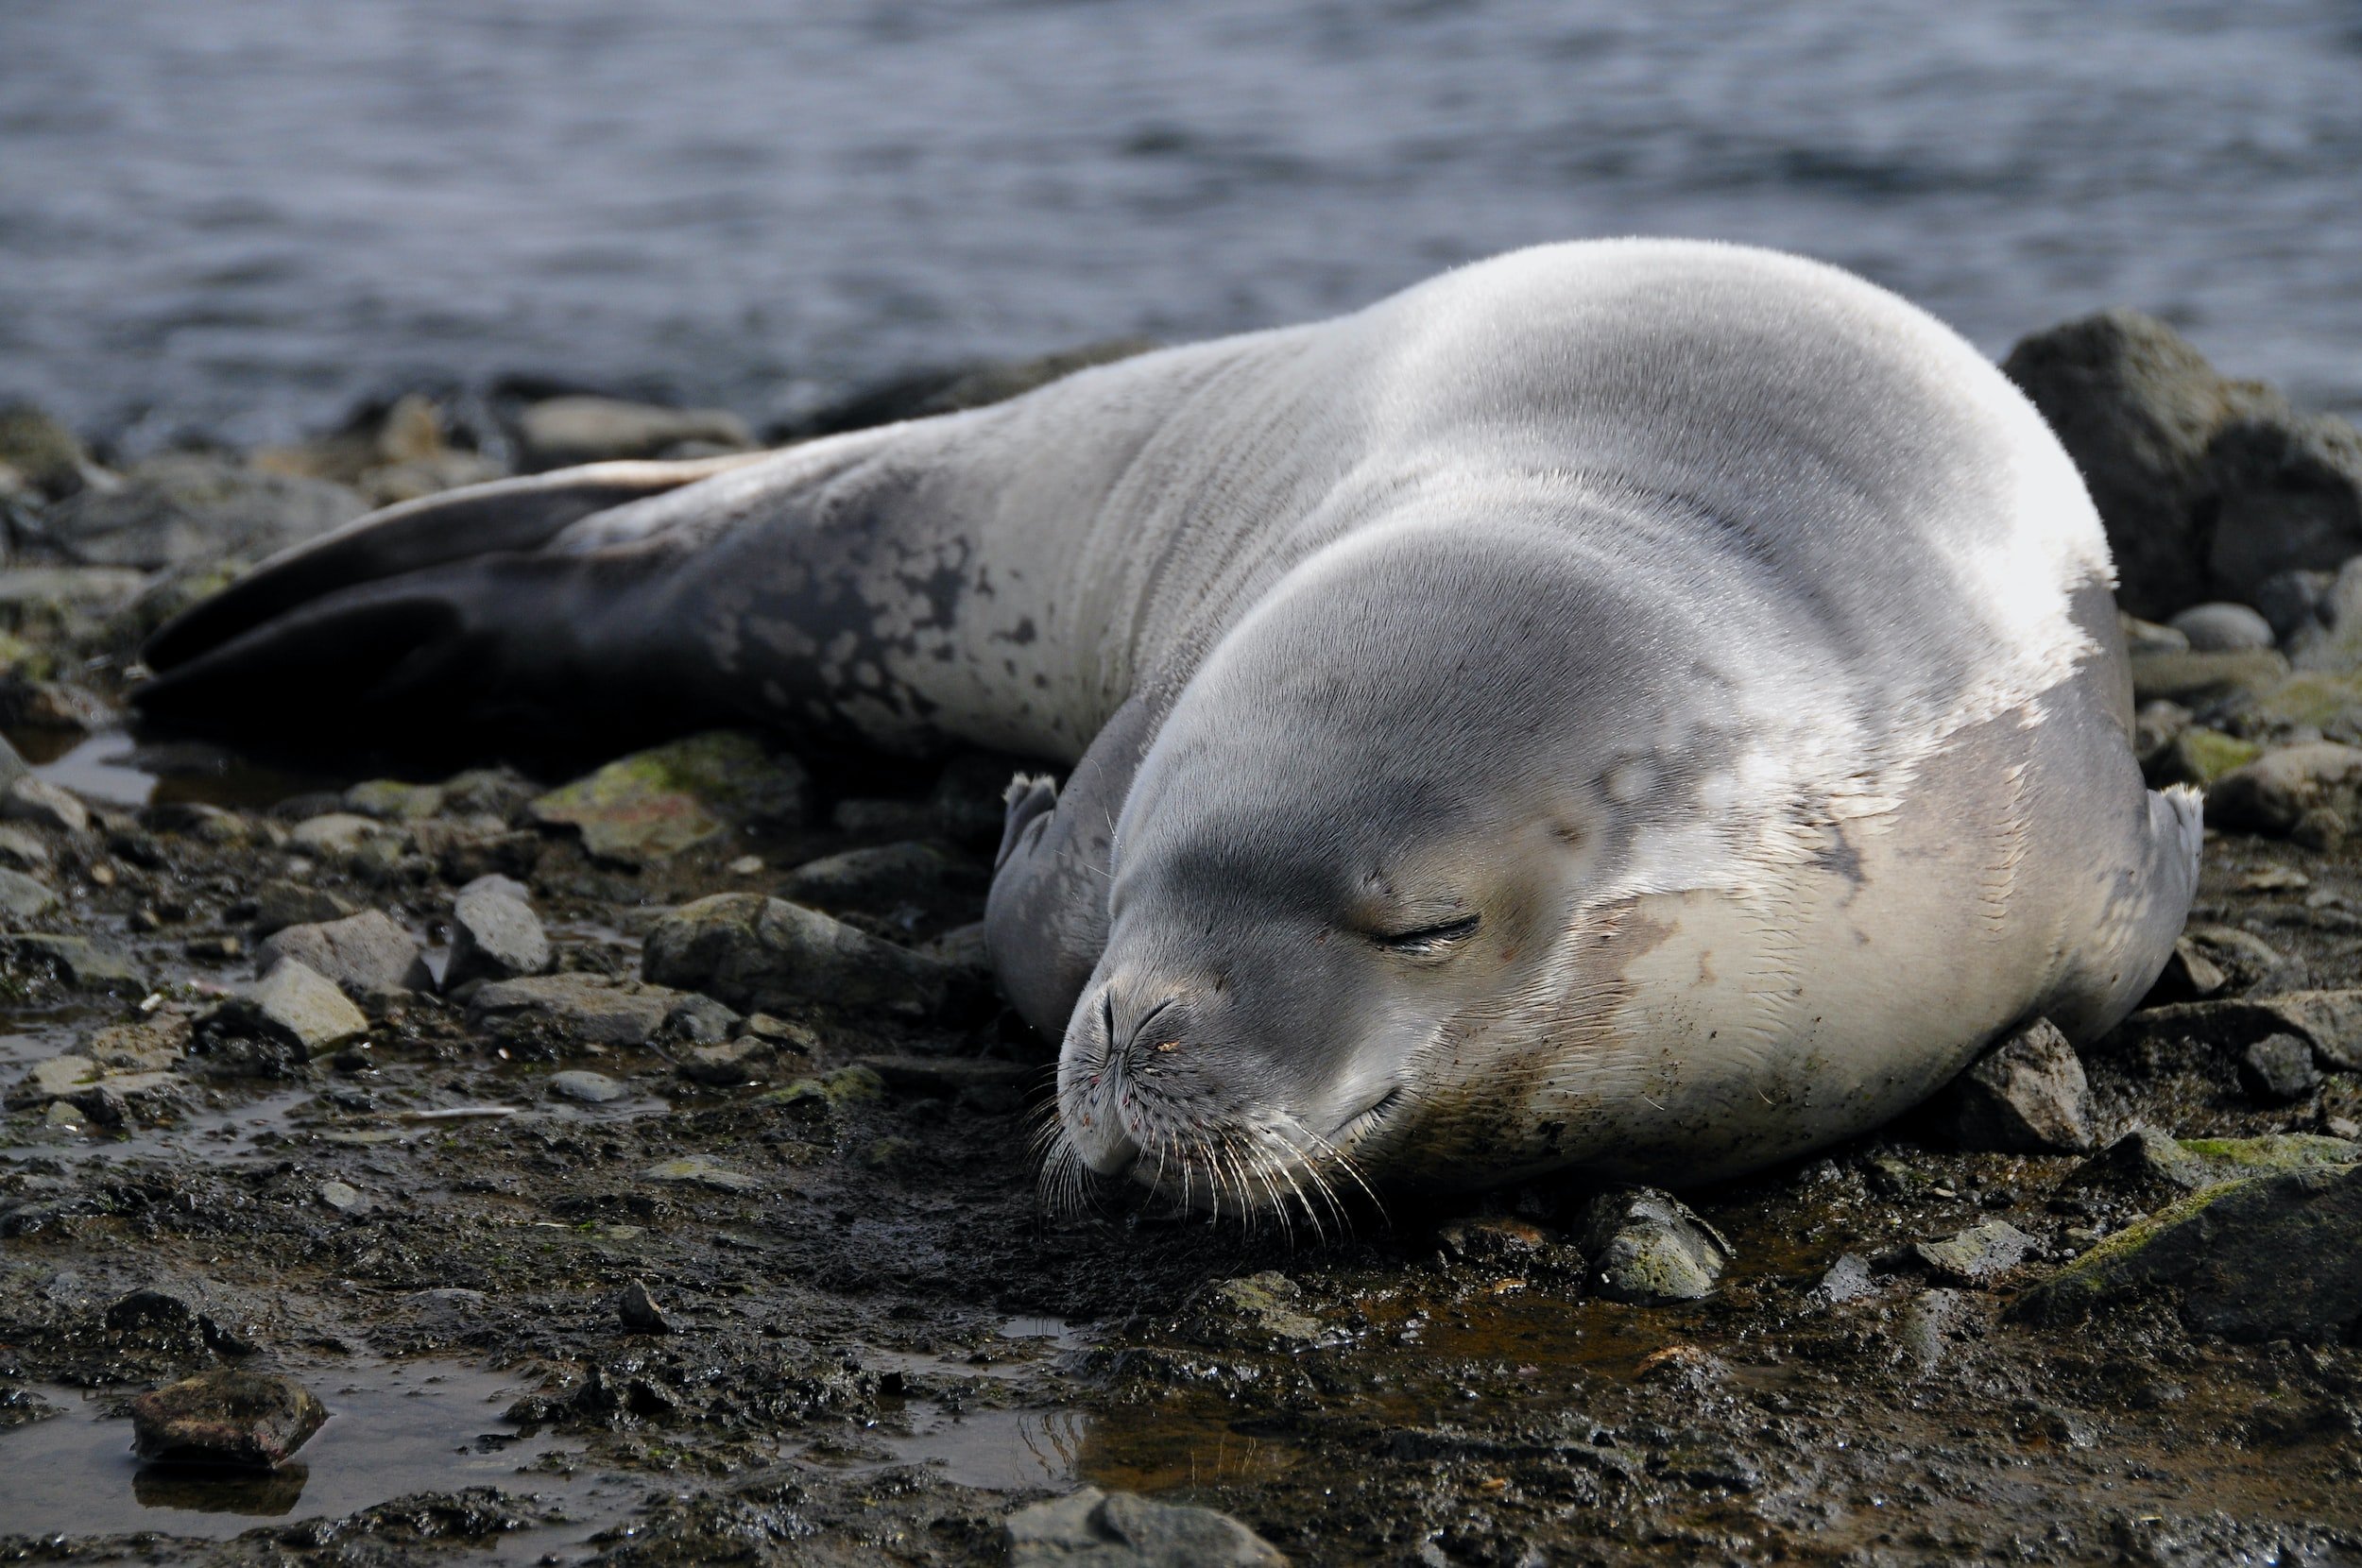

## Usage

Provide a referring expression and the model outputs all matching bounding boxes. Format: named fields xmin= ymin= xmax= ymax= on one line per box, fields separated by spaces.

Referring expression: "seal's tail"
xmin=134 ymin=455 xmax=762 ymax=753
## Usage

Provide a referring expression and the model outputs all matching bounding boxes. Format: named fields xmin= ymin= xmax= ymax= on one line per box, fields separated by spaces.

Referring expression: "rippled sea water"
xmin=4 ymin=0 xmax=2357 ymax=452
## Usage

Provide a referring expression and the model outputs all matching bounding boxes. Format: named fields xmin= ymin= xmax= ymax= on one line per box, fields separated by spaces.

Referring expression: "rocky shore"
xmin=0 ymin=319 xmax=2359 ymax=1565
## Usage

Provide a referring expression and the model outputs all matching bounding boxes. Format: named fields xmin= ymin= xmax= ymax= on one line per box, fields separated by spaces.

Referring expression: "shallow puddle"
xmin=15 ymin=728 xmax=336 ymax=813
xmin=0 ymin=1358 xmax=626 ymax=1544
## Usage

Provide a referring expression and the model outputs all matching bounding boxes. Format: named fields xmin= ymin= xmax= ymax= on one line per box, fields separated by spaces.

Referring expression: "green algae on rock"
xmin=2015 ymin=1161 xmax=2362 ymax=1340
xmin=528 ymin=730 xmax=808 ymax=862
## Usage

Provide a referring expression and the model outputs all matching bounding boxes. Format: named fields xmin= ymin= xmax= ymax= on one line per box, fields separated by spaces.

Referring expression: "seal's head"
xmin=1051 ymin=517 xmax=1737 ymax=1217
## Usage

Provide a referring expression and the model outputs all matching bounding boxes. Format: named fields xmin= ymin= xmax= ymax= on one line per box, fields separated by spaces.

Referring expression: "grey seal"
xmin=138 ymin=240 xmax=2201 ymax=1210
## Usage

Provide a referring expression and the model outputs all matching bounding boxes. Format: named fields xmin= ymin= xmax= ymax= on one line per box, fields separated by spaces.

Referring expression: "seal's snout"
xmin=1058 ymin=977 xmax=1222 ymax=1180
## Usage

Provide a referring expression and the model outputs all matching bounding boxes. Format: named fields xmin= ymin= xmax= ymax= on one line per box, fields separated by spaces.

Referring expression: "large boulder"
xmin=2001 ymin=311 xmax=2362 ymax=617
xmin=2016 ymin=1162 xmax=2362 ymax=1341
xmin=42 ymin=452 xmax=367 ymax=571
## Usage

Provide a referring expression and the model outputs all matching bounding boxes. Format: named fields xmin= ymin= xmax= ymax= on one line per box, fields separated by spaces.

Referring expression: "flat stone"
xmin=2169 ymin=602 xmax=2275 ymax=653
xmin=1813 ymin=1253 xmax=1879 ymax=1304
xmin=0 ymin=933 xmax=147 ymax=995
xmin=640 ymin=1155 xmax=762 ymax=1193
xmin=343 ymin=779 xmax=446 ymax=822
xmin=679 ymin=1037 xmax=774 ymax=1086
xmin=256 ymin=910 xmax=432 ymax=995
xmin=2208 ymin=742 xmax=2362 ymax=836
xmin=205 ymin=959 xmax=369 ymax=1060
xmin=1572 ymin=1187 xmax=1733 ymax=1304
xmin=2240 ymin=1032 xmax=2325 ymax=1102
xmin=469 ymin=973 xmax=676 ymax=1047
xmin=130 ymin=1369 xmax=327 ymax=1468
xmin=1913 ymin=1220 xmax=2038 ymax=1286
xmin=2119 ymin=989 xmax=2362 ymax=1070
xmin=318 ymin=1180 xmax=363 ymax=1212
xmin=2127 ymin=648 xmax=2288 ymax=708
xmin=458 ymin=873 xmax=533 ymax=904
xmin=2017 ymin=1163 xmax=2362 ymax=1340
xmin=0 ymin=823 xmax=52 ymax=870
xmin=287 ymin=812 xmax=391 ymax=858
xmin=779 ymin=840 xmax=982 ymax=907
xmin=549 ymin=1069 xmax=627 ymax=1104
xmin=0 ymin=867 xmax=57 ymax=920
xmin=2153 ymin=726 xmax=2261 ymax=787
xmin=514 ymin=396 xmax=753 ymax=469
xmin=2141 ymin=938 xmax=2229 ymax=1006
xmin=641 ymin=893 xmax=959 ymax=1018
xmin=1004 ymin=1487 xmax=1287 ymax=1568
xmin=1937 ymin=1017 xmax=2095 ymax=1153
xmin=528 ymin=731 xmax=806 ymax=862
xmin=442 ymin=886 xmax=552 ymax=989
xmin=6 ymin=1052 xmax=97 ymax=1110
xmin=1 ymin=776 xmax=89 ymax=834
xmin=249 ymin=879 xmax=358 ymax=937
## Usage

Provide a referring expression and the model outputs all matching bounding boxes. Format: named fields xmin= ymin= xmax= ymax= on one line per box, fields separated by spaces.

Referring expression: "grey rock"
xmin=342 ymin=778 xmax=445 ymax=822
xmin=2141 ymin=937 xmax=2228 ymax=1005
xmin=1999 ymin=312 xmax=2362 ymax=616
xmin=2255 ymin=567 xmax=2336 ymax=645
xmin=256 ymin=910 xmax=432 ymax=995
xmin=2000 ymin=310 xmax=2285 ymax=617
xmin=203 ymin=959 xmax=369 ymax=1061
xmin=287 ymin=811 xmax=391 ymax=858
xmin=0 ymin=867 xmax=57 ymax=920
xmin=660 ymin=993 xmax=743 ymax=1044
xmin=1938 ymin=1017 xmax=2095 ymax=1153
xmin=2119 ymin=614 xmax=2189 ymax=656
xmin=2206 ymin=412 xmax=2362 ymax=605
xmin=442 ymin=886 xmax=551 ymax=990
xmin=2239 ymin=1033 xmax=2324 ymax=1102
xmin=1572 ymin=1187 xmax=1733 ymax=1304
xmin=1813 ymin=1253 xmax=1879 ymax=1305
xmin=679 ymin=1036 xmax=774 ymax=1086
xmin=458 ymin=872 xmax=533 ymax=904
xmin=0 ymin=401 xmax=95 ymax=499
xmin=2127 ymin=987 xmax=2362 ymax=1071
xmin=1 ymin=776 xmax=89 ymax=834
xmin=2206 ymin=741 xmax=2362 ymax=836
xmin=249 ymin=879 xmax=358 ymax=937
xmin=549 ymin=1069 xmax=627 ymax=1104
xmin=514 ymin=396 xmax=752 ymax=470
xmin=618 ymin=1278 xmax=674 ymax=1334
xmin=2168 ymin=602 xmax=2275 ymax=653
xmin=1913 ymin=1220 xmax=2038 ymax=1286
xmin=130 ymin=1369 xmax=328 ymax=1468
xmin=1004 ymin=1486 xmax=1286 ymax=1568
xmin=641 ymin=893 xmax=960 ymax=1019
xmin=2017 ymin=1163 xmax=2362 ymax=1340
xmin=47 ymin=452 xmax=366 ymax=571
xmin=527 ymin=731 xmax=808 ymax=862
xmin=0 ymin=933 xmax=146 ymax=995
xmin=470 ymin=973 xmax=676 ymax=1046
xmin=2063 ymin=1127 xmax=2215 ymax=1203
xmin=318 ymin=1180 xmax=363 ymax=1213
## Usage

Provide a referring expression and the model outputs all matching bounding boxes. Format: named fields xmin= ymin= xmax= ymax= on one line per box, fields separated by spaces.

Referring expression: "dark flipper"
xmin=141 ymin=455 xmax=761 ymax=673
xmin=135 ymin=458 xmax=761 ymax=758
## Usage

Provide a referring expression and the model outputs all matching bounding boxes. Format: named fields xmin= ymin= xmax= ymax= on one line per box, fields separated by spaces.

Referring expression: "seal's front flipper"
xmin=141 ymin=454 xmax=762 ymax=674
xmin=985 ymin=696 xmax=1159 ymax=1040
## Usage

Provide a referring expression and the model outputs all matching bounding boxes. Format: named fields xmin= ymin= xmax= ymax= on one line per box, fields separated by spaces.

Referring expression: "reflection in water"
xmin=132 ymin=1460 xmax=310 ymax=1517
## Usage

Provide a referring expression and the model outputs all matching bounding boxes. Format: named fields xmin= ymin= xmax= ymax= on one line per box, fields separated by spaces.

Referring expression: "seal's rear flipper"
xmin=141 ymin=455 xmax=762 ymax=673
xmin=134 ymin=458 xmax=762 ymax=755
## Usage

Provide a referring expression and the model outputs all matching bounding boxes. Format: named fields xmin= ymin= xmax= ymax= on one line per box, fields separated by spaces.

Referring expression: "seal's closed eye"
xmin=1373 ymin=914 xmax=1480 ymax=954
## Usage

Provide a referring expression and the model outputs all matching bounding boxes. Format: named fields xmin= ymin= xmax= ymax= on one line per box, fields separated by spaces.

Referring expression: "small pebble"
xmin=318 ymin=1180 xmax=362 ymax=1212
xmin=550 ymin=1069 xmax=626 ymax=1104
